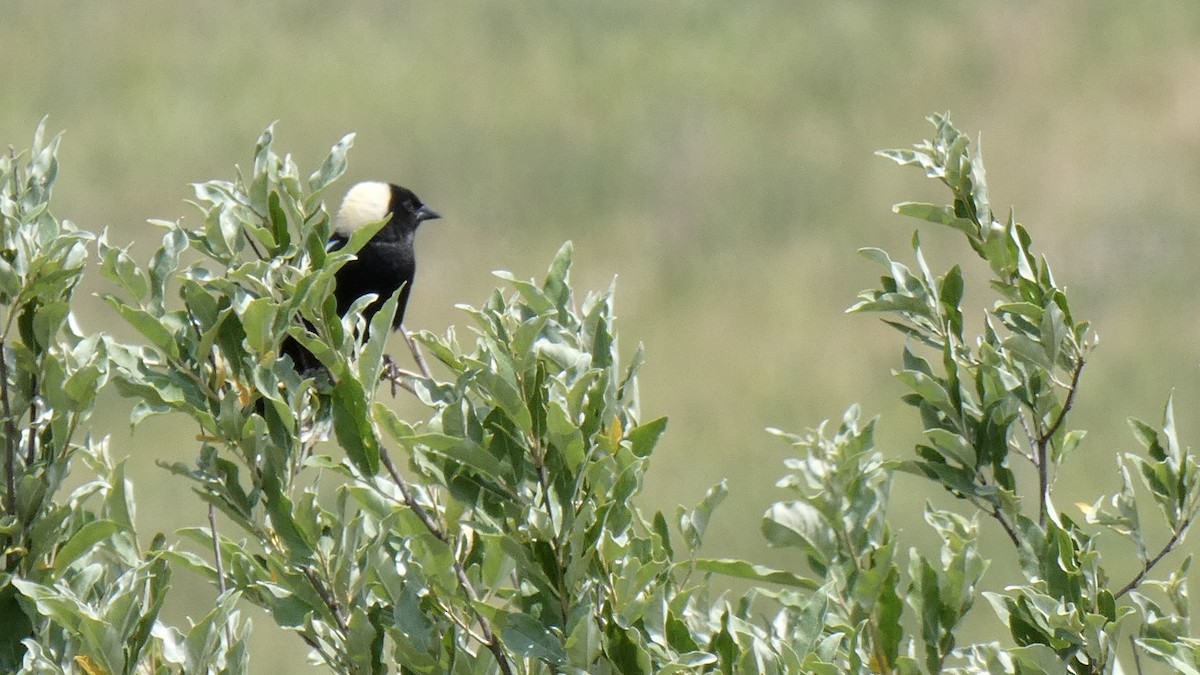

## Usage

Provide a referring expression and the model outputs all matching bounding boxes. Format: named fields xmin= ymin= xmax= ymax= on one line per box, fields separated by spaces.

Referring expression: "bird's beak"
xmin=417 ymin=205 xmax=441 ymax=222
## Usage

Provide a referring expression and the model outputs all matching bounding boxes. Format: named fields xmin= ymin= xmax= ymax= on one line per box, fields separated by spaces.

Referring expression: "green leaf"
xmin=239 ymin=296 xmax=277 ymax=355
xmin=1137 ymin=638 xmax=1200 ymax=674
xmin=339 ymin=217 xmax=389 ymax=257
xmin=761 ymin=500 xmax=834 ymax=567
xmin=332 ymin=376 xmax=380 ymax=474
xmin=51 ymin=520 xmax=123 ymax=577
xmin=543 ymin=241 xmax=574 ymax=316
xmin=1128 ymin=417 xmax=1164 ymax=458
xmin=100 ymin=241 xmax=150 ymax=302
xmin=925 ymin=428 xmax=976 ymax=468
xmin=894 ymin=369 xmax=955 ymax=418
xmin=266 ymin=190 xmax=291 ymax=252
xmin=627 ymin=416 xmax=668 ymax=458
xmin=0 ymin=583 xmax=33 ymax=672
xmin=894 ymin=202 xmax=979 ymax=241
xmin=678 ymin=481 xmax=727 ymax=550
xmin=692 ymin=559 xmax=818 ymax=589
xmin=149 ymin=228 xmax=187 ymax=308
xmin=501 ymin=612 xmax=567 ymax=665
xmin=1007 ymin=644 xmax=1070 ymax=675
xmin=102 ymin=296 xmax=180 ymax=359
xmin=411 ymin=433 xmax=506 ymax=483
xmin=307 ymin=132 xmax=355 ymax=196
xmin=360 ymin=285 xmax=402 ymax=386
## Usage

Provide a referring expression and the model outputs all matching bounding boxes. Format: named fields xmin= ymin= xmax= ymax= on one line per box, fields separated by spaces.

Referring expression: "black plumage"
xmin=282 ymin=181 xmax=440 ymax=372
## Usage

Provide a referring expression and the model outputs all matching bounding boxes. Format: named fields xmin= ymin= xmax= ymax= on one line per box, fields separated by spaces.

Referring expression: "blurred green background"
xmin=5 ymin=1 xmax=1200 ymax=671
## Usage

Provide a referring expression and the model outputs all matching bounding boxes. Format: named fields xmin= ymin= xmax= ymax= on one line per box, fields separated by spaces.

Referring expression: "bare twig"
xmin=1036 ymin=357 xmax=1085 ymax=527
xmin=989 ymin=504 xmax=1020 ymax=548
xmin=1114 ymin=509 xmax=1195 ymax=600
xmin=973 ymin=470 xmax=1020 ymax=548
xmin=302 ymin=566 xmax=350 ymax=634
xmin=1129 ymin=634 xmax=1144 ymax=675
xmin=1043 ymin=358 xmax=1085 ymax=442
xmin=400 ymin=323 xmax=433 ymax=379
xmin=207 ymin=504 xmax=235 ymax=646
xmin=380 ymin=449 xmax=513 ymax=675
xmin=244 ymin=228 xmax=266 ymax=261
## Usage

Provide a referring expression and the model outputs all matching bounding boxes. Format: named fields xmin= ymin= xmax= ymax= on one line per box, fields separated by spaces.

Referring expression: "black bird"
xmin=282 ymin=181 xmax=440 ymax=372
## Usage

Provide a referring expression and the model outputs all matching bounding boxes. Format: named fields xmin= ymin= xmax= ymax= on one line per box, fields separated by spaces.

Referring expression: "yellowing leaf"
xmin=606 ymin=416 xmax=623 ymax=454
xmin=75 ymin=655 xmax=107 ymax=675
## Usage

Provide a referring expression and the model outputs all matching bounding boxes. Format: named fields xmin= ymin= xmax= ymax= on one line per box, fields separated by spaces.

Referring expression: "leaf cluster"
xmin=2 ymin=113 xmax=1200 ymax=675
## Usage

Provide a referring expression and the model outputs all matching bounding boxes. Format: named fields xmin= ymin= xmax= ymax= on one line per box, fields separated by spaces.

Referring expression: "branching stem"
xmin=1036 ymin=358 xmax=1085 ymax=527
xmin=380 ymin=449 xmax=513 ymax=675
xmin=400 ymin=323 xmax=433 ymax=379
xmin=302 ymin=566 xmax=350 ymax=634
xmin=1115 ymin=509 xmax=1195 ymax=600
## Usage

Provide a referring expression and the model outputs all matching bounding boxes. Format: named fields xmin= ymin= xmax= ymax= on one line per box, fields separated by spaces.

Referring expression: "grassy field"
xmin=5 ymin=2 xmax=1200 ymax=670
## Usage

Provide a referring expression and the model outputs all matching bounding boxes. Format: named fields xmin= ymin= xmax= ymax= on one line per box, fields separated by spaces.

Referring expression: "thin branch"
xmin=1015 ymin=412 xmax=1038 ymax=466
xmin=243 ymin=228 xmax=266 ymax=261
xmin=536 ymin=463 xmax=557 ymax=535
xmin=1115 ymin=509 xmax=1195 ymax=600
xmin=532 ymin=436 xmax=571 ymax=622
xmin=389 ymin=366 xmax=425 ymax=381
xmin=1129 ymin=634 xmax=1145 ymax=675
xmin=25 ymin=376 xmax=36 ymax=465
xmin=1036 ymin=440 xmax=1049 ymax=528
xmin=301 ymin=566 xmax=350 ymax=634
xmin=380 ymin=449 xmax=513 ymax=675
xmin=1043 ymin=357 xmax=1085 ymax=442
xmin=207 ymin=504 xmax=235 ymax=646
xmin=400 ymin=323 xmax=433 ymax=380
xmin=988 ymin=504 xmax=1020 ymax=548
xmin=529 ymin=434 xmax=558 ymax=537
xmin=0 ymin=339 xmax=15 ymax=517
xmin=208 ymin=505 xmax=229 ymax=596
xmin=1036 ymin=357 xmax=1086 ymax=528
xmin=973 ymin=470 xmax=1020 ymax=548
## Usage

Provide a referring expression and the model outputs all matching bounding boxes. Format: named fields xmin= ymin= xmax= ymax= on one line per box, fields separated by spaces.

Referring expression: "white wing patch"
xmin=336 ymin=181 xmax=392 ymax=235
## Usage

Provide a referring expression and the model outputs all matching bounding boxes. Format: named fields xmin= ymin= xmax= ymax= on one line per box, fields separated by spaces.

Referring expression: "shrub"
xmin=0 ymin=114 xmax=1196 ymax=673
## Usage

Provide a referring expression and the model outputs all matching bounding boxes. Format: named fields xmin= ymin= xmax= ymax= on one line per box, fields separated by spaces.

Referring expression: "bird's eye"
xmin=403 ymin=200 xmax=415 ymax=211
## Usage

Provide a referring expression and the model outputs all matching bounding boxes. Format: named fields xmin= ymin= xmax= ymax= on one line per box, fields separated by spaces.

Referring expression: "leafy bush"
xmin=0 ymin=114 xmax=1197 ymax=673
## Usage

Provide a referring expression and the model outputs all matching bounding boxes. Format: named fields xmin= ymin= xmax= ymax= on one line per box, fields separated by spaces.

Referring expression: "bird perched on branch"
xmin=282 ymin=181 xmax=440 ymax=372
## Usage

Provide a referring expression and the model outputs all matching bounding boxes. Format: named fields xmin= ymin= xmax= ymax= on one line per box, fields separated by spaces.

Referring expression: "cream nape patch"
xmin=335 ymin=181 xmax=393 ymax=235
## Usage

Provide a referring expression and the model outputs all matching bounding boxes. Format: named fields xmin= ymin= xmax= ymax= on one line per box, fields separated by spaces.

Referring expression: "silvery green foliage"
xmin=9 ymin=113 xmax=1200 ymax=674
xmin=762 ymin=113 xmax=1200 ymax=673
xmin=0 ymin=121 xmax=248 ymax=674
xmin=101 ymin=127 xmax=823 ymax=673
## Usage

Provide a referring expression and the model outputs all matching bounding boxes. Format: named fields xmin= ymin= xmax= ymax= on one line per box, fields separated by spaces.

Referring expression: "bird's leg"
xmin=400 ymin=323 xmax=434 ymax=379
xmin=379 ymin=354 xmax=423 ymax=397
xmin=382 ymin=354 xmax=399 ymax=397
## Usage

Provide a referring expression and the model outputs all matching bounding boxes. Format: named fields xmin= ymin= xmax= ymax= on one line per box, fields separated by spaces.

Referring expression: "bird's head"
xmin=334 ymin=181 xmax=440 ymax=239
